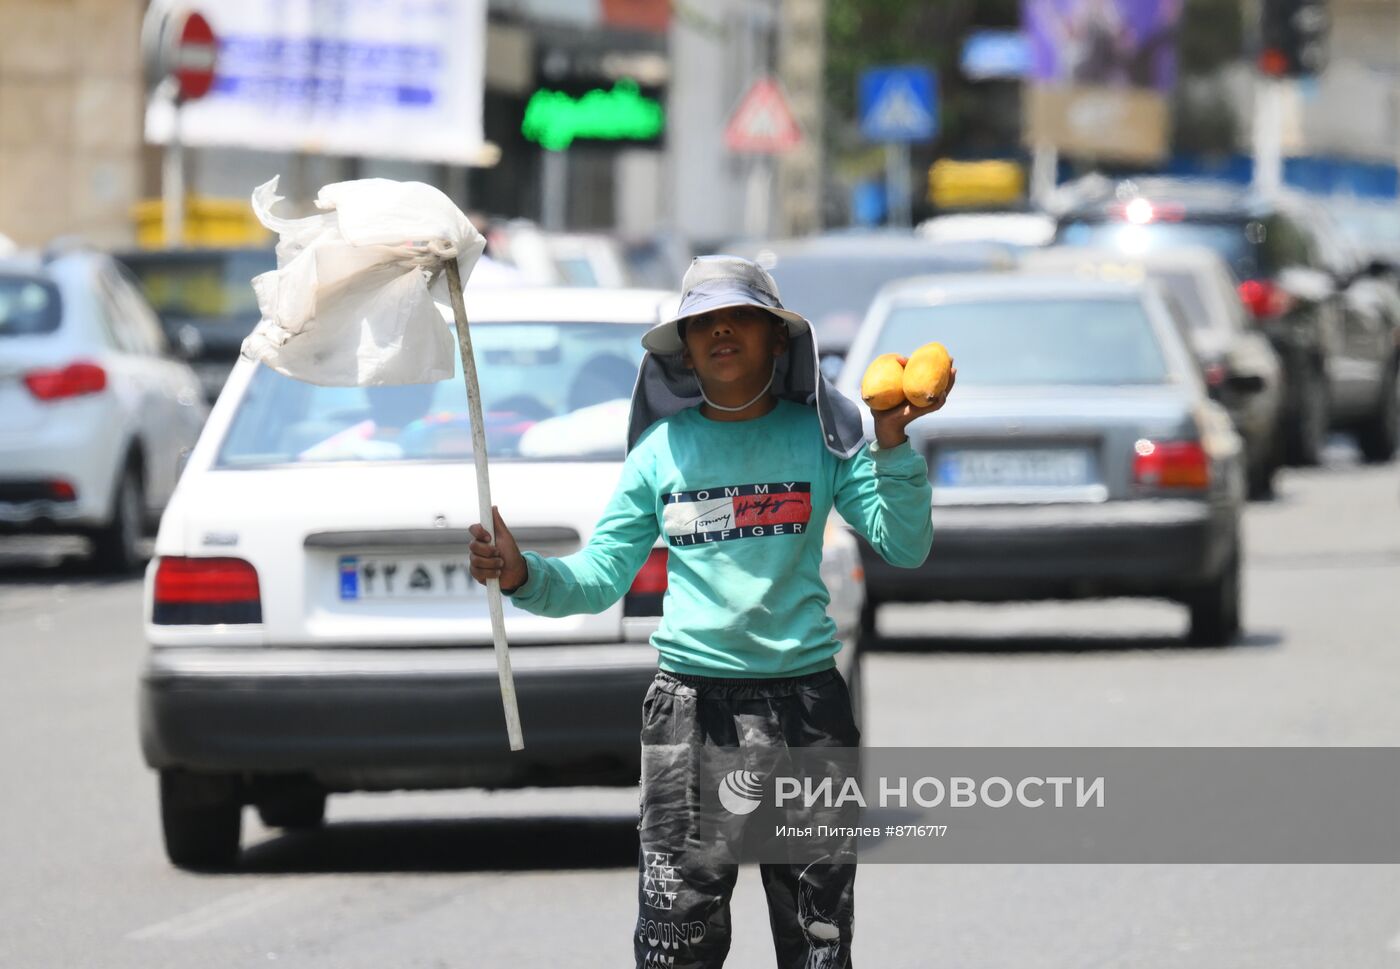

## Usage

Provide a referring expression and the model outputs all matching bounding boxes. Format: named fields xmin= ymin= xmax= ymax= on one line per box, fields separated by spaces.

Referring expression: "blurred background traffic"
xmin=3 ymin=1 xmax=1400 ymax=965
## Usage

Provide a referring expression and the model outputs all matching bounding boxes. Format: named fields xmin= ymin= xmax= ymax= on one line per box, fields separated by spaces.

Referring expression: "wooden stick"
xmin=445 ymin=258 xmax=524 ymax=751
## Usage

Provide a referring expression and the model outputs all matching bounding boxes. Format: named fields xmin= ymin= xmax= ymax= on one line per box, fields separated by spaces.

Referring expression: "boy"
xmin=468 ymin=256 xmax=954 ymax=968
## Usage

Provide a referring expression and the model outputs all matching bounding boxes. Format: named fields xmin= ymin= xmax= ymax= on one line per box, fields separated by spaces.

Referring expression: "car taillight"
xmin=152 ymin=556 xmax=263 ymax=625
xmin=624 ymin=547 xmax=668 ymax=617
xmin=1133 ymin=439 xmax=1210 ymax=490
xmin=23 ymin=362 xmax=107 ymax=401
xmin=1237 ymin=279 xmax=1293 ymax=321
xmin=1107 ymin=199 xmax=1184 ymax=223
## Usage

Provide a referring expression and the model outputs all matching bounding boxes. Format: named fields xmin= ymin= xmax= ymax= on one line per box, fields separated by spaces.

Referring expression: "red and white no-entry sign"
xmin=171 ymin=11 xmax=218 ymax=101
xmin=724 ymin=78 xmax=803 ymax=154
xmin=142 ymin=7 xmax=219 ymax=102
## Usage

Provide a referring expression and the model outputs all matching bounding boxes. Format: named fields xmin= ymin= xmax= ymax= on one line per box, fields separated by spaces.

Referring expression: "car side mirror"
xmin=1276 ymin=266 xmax=1336 ymax=302
xmin=1364 ymin=257 xmax=1398 ymax=279
xmin=1225 ymin=372 xmax=1267 ymax=395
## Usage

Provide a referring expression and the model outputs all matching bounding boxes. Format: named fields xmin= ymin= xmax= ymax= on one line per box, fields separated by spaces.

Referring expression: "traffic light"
xmin=1258 ymin=0 xmax=1329 ymax=78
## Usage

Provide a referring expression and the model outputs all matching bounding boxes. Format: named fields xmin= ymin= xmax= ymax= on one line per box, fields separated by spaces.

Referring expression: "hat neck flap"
xmin=625 ymin=326 xmax=867 ymax=460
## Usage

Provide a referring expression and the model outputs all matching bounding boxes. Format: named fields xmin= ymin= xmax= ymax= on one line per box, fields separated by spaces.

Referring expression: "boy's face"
xmin=679 ymin=306 xmax=789 ymax=395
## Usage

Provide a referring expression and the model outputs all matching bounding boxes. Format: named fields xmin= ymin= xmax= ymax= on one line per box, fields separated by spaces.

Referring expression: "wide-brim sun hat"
xmin=626 ymin=254 xmax=866 ymax=460
xmin=640 ymin=254 xmax=811 ymax=354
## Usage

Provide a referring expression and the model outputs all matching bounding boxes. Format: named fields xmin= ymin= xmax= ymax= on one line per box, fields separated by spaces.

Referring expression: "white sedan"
xmin=139 ymin=287 xmax=867 ymax=869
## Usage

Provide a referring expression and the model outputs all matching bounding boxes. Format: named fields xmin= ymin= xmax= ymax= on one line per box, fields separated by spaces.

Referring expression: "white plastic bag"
xmin=240 ymin=175 xmax=486 ymax=386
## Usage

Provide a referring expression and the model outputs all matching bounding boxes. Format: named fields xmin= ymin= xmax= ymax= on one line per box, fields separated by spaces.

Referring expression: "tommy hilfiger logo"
xmin=662 ymin=481 xmax=812 ymax=546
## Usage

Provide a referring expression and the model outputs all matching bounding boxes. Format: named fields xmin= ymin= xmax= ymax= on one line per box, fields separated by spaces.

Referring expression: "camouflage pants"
xmin=634 ymin=666 xmax=861 ymax=969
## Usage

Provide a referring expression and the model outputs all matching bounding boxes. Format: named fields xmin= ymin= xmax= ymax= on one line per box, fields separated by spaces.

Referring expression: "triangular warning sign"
xmin=725 ymin=78 xmax=802 ymax=154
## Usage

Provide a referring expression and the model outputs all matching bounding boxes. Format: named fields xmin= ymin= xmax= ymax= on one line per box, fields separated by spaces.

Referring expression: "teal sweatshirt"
xmin=506 ymin=397 xmax=934 ymax=677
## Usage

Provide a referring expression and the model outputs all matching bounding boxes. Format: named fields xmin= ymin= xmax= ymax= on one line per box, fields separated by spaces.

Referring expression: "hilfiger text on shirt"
xmin=662 ymin=481 xmax=812 ymax=547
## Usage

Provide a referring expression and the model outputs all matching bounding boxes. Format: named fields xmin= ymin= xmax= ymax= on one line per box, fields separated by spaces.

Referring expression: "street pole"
xmin=1031 ymin=142 xmax=1058 ymax=210
xmin=745 ymin=156 xmax=773 ymax=238
xmin=886 ymin=142 xmax=911 ymax=227
xmin=541 ymin=149 xmax=567 ymax=231
xmin=1252 ymin=76 xmax=1284 ymax=196
xmin=162 ymin=83 xmax=185 ymax=246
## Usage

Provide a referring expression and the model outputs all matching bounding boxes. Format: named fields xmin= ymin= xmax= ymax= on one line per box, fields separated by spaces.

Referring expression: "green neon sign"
xmin=521 ymin=79 xmax=665 ymax=151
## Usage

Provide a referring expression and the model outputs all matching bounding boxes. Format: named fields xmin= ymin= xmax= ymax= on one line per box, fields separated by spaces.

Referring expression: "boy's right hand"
xmin=468 ymin=505 xmax=528 ymax=592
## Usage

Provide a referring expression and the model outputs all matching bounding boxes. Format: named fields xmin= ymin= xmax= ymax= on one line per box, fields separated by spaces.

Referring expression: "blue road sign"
xmin=858 ymin=66 xmax=938 ymax=143
xmin=961 ymin=30 xmax=1031 ymax=80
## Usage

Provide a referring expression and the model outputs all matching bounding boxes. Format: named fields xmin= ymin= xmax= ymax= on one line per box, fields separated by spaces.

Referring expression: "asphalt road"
xmin=2 ymin=444 xmax=1398 ymax=969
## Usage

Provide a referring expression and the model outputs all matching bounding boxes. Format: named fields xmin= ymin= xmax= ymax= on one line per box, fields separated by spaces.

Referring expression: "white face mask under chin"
xmin=698 ymin=361 xmax=777 ymax=412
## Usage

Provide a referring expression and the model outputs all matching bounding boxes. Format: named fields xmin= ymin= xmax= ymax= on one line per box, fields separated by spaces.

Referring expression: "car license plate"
xmin=936 ymin=449 xmax=1093 ymax=488
xmin=338 ymin=555 xmax=479 ymax=600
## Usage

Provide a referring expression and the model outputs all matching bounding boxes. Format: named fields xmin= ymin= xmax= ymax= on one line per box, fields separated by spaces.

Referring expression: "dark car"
xmin=113 ymin=247 xmax=276 ymax=403
xmin=1025 ymin=246 xmax=1286 ymax=498
xmin=836 ymin=273 xmax=1247 ymax=646
xmin=1054 ymin=179 xmax=1399 ymax=465
xmin=727 ymin=235 xmax=1017 ymax=375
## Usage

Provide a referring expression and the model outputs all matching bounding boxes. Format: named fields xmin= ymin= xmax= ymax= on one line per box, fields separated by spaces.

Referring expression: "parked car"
xmin=1297 ymin=199 xmax=1400 ymax=462
xmin=1054 ymin=178 xmax=1399 ymax=465
xmin=918 ymin=211 xmax=1057 ymax=248
xmin=0 ymin=248 xmax=206 ymax=571
xmin=485 ymin=220 xmax=635 ymax=288
xmin=1024 ymin=246 xmax=1286 ymax=498
xmin=138 ymin=287 xmax=866 ymax=869
xmin=836 ymin=273 xmax=1246 ymax=646
xmin=113 ymin=247 xmax=277 ymax=403
xmin=727 ymin=235 xmax=1017 ymax=373
xmin=620 ymin=231 xmax=693 ymax=290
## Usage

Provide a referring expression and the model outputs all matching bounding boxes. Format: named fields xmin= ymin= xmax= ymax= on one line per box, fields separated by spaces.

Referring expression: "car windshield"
xmin=870 ymin=297 xmax=1169 ymax=386
xmin=217 ymin=321 xmax=648 ymax=467
xmin=118 ymin=250 xmax=276 ymax=336
xmin=1151 ymin=270 xmax=1214 ymax=331
xmin=764 ymin=254 xmax=997 ymax=350
xmin=1330 ymin=205 xmax=1400 ymax=254
xmin=1058 ymin=221 xmax=1258 ymax=280
xmin=0 ymin=274 xmax=61 ymax=337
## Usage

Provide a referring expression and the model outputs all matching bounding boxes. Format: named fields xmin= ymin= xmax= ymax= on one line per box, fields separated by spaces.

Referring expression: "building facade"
xmin=0 ymin=0 xmax=145 ymax=248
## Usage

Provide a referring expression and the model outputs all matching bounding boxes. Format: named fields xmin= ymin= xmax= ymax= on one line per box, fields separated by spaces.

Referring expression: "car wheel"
xmin=1355 ymin=357 xmax=1398 ymax=464
xmin=1185 ymin=545 xmax=1242 ymax=647
xmin=1285 ymin=364 xmax=1329 ymax=467
xmin=160 ymin=770 xmax=242 ymax=870
xmin=90 ymin=463 xmax=145 ymax=574
xmin=257 ymin=790 xmax=327 ymax=830
xmin=1245 ymin=438 xmax=1277 ymax=501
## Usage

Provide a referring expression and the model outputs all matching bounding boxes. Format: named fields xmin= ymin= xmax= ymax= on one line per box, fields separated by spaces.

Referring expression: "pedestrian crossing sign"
xmin=859 ymin=66 xmax=938 ymax=143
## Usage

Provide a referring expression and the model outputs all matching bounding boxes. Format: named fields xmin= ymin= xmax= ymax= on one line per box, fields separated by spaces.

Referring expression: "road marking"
xmin=128 ymin=882 xmax=314 ymax=941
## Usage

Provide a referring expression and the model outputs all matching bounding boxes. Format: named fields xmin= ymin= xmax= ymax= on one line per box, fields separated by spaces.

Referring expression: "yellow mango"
xmin=902 ymin=341 xmax=953 ymax=407
xmin=860 ymin=353 xmax=908 ymax=410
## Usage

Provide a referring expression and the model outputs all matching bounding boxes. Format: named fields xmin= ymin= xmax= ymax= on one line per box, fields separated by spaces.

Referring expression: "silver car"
xmin=1024 ymin=246 xmax=1286 ymax=499
xmin=0 ymin=249 xmax=206 ymax=571
xmin=837 ymin=274 xmax=1247 ymax=645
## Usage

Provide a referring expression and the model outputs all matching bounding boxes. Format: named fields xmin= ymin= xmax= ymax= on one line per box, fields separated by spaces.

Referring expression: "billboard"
xmin=145 ymin=0 xmax=487 ymax=164
xmin=1021 ymin=0 xmax=1183 ymax=162
xmin=1024 ymin=0 xmax=1182 ymax=91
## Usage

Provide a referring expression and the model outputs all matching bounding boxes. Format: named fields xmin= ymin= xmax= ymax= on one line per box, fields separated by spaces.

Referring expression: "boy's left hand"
xmin=869 ymin=362 xmax=956 ymax=449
